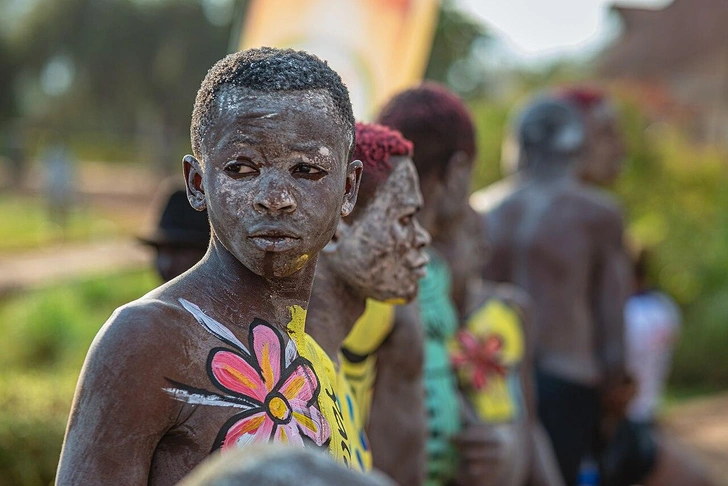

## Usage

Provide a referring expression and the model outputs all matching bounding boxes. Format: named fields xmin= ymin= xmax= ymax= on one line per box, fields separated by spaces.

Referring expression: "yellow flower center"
xmin=268 ymin=396 xmax=290 ymax=421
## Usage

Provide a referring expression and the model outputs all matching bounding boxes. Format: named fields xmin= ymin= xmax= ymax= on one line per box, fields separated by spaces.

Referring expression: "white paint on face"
xmin=319 ymin=146 xmax=331 ymax=157
xmin=200 ymin=88 xmax=352 ymax=278
xmin=330 ymin=158 xmax=430 ymax=302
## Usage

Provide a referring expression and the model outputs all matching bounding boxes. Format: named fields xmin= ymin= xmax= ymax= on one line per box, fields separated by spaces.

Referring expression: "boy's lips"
xmin=248 ymin=230 xmax=301 ymax=252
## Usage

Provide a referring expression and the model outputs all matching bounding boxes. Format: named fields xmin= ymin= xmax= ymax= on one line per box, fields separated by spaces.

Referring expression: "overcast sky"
xmin=456 ymin=0 xmax=672 ymax=65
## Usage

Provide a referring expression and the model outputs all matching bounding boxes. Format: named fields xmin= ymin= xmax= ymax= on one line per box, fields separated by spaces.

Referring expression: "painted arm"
xmin=56 ymin=307 xmax=179 ymax=485
xmin=367 ymin=303 xmax=426 ymax=486
xmin=593 ymin=212 xmax=631 ymax=389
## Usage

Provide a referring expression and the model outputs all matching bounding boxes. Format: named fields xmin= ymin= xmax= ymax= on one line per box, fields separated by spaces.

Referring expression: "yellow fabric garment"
xmin=287 ymin=306 xmax=372 ymax=471
xmin=341 ymin=300 xmax=395 ymax=425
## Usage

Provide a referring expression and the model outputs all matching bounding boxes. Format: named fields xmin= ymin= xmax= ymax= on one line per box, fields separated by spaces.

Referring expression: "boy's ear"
xmin=444 ymin=150 xmax=470 ymax=191
xmin=341 ymin=159 xmax=363 ymax=217
xmin=183 ymin=155 xmax=206 ymax=211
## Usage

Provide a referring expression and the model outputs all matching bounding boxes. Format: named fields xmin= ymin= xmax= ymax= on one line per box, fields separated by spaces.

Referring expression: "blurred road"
xmin=0 ymin=239 xmax=151 ymax=296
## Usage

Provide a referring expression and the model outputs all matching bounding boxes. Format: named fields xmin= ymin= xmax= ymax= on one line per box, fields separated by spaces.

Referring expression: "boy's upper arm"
xmin=57 ymin=304 xmax=182 ymax=485
xmin=593 ymin=207 xmax=631 ymax=382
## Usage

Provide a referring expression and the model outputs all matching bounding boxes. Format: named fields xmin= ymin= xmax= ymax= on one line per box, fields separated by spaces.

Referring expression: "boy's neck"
xmin=307 ymin=255 xmax=367 ymax=365
xmin=185 ymin=237 xmax=317 ymax=333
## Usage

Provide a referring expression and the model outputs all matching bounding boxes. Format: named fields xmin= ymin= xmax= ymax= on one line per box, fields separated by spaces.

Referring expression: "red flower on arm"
xmin=451 ymin=329 xmax=507 ymax=391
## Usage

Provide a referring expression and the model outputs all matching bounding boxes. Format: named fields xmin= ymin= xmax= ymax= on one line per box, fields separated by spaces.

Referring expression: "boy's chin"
xmin=244 ymin=253 xmax=313 ymax=279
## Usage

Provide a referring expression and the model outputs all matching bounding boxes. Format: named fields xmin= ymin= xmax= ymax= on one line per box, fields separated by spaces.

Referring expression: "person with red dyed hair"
xmin=557 ymin=87 xmax=626 ymax=187
xmin=376 ymin=83 xmax=564 ymax=486
xmin=558 ymin=89 xmax=717 ymax=486
xmin=305 ymin=121 xmax=430 ymax=473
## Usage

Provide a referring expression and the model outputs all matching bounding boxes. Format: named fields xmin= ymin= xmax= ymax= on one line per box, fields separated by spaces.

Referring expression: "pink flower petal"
xmin=210 ymin=350 xmax=267 ymax=402
xmin=274 ymin=422 xmax=305 ymax=447
xmin=278 ymin=361 xmax=318 ymax=403
xmin=251 ymin=322 xmax=284 ymax=392
xmin=221 ymin=411 xmax=274 ymax=451
xmin=289 ymin=401 xmax=331 ymax=446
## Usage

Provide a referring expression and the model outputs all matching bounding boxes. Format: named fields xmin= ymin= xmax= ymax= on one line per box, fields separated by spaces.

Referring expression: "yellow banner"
xmin=239 ymin=0 xmax=440 ymax=120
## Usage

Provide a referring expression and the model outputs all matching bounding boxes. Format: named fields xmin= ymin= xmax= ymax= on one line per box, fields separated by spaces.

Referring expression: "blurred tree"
xmin=0 ymin=41 xmax=17 ymax=128
xmin=5 ymin=0 xmax=233 ymax=166
xmin=424 ymin=0 xmax=491 ymax=97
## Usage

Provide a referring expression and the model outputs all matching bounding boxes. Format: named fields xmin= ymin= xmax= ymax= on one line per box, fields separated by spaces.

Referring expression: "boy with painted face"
xmin=306 ymin=122 xmax=430 ymax=472
xmin=56 ymin=48 xmax=363 ymax=485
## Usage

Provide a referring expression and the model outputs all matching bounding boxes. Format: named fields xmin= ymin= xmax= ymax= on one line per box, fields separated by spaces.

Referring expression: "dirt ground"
xmin=662 ymin=393 xmax=728 ymax=484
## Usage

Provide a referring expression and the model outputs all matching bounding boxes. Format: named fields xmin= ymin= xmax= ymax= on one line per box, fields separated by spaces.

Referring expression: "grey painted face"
xmin=327 ymin=157 xmax=430 ymax=303
xmin=186 ymin=88 xmax=360 ymax=278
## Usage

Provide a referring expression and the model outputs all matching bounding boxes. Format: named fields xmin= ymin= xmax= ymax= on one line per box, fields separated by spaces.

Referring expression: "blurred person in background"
xmin=600 ymin=248 xmax=715 ymax=486
xmin=139 ymin=180 xmax=211 ymax=283
xmin=372 ymin=82 xmax=551 ymax=486
xmin=373 ymin=83 xmax=474 ymax=485
xmin=558 ymin=89 xmax=715 ymax=486
xmin=445 ymin=212 xmax=565 ymax=486
xmin=41 ymin=130 xmax=75 ymax=230
xmin=471 ymin=93 xmax=632 ymax=486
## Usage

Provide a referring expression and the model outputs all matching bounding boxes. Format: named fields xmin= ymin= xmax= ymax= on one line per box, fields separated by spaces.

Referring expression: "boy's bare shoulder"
xmin=90 ymin=289 xmax=196 ymax=364
xmin=566 ymin=183 xmax=622 ymax=218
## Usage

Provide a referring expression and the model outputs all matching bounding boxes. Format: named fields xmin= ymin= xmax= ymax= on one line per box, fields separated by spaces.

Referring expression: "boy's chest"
xmin=153 ymin=298 xmax=370 ymax=471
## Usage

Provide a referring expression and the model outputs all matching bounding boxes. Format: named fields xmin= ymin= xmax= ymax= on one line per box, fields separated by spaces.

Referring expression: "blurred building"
xmin=598 ymin=0 xmax=728 ymax=144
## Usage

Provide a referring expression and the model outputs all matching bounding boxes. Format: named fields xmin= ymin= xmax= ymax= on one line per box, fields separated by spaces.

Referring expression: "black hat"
xmin=139 ymin=188 xmax=210 ymax=249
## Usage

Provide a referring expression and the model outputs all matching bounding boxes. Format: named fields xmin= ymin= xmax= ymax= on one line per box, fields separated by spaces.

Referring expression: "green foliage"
xmin=468 ymin=98 xmax=510 ymax=190
xmin=3 ymin=0 xmax=232 ymax=166
xmin=424 ymin=0 xmax=490 ymax=97
xmin=0 ymin=194 xmax=127 ymax=251
xmin=0 ymin=372 xmax=76 ymax=486
xmin=614 ymin=107 xmax=728 ymax=387
xmin=0 ymin=269 xmax=158 ymax=371
xmin=0 ymin=269 xmax=157 ymax=485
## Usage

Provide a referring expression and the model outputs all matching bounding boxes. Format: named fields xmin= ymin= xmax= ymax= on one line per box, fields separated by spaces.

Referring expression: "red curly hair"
xmin=556 ymin=87 xmax=608 ymax=115
xmin=350 ymin=122 xmax=413 ymax=219
xmin=377 ymin=82 xmax=476 ymax=180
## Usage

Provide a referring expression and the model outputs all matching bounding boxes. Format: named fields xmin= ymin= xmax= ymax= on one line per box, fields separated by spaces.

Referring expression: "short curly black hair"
xmin=190 ymin=47 xmax=355 ymax=161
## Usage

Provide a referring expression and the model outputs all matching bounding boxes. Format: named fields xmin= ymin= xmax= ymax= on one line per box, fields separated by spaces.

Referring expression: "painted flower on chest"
xmin=450 ymin=329 xmax=507 ymax=391
xmin=163 ymin=299 xmax=330 ymax=452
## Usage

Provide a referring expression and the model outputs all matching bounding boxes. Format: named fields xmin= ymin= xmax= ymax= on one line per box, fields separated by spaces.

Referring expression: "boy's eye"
xmin=224 ymin=161 xmax=258 ymax=175
xmin=292 ymin=163 xmax=326 ymax=179
xmin=399 ymin=214 xmax=414 ymax=226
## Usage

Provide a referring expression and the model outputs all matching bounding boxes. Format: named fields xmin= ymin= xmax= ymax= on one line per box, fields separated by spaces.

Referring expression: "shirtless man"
xmin=56 ymin=47 xmax=364 ymax=485
xmin=559 ymin=89 xmax=716 ymax=486
xmin=306 ymin=121 xmax=430 ymax=472
xmin=470 ymin=94 xmax=632 ymax=486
